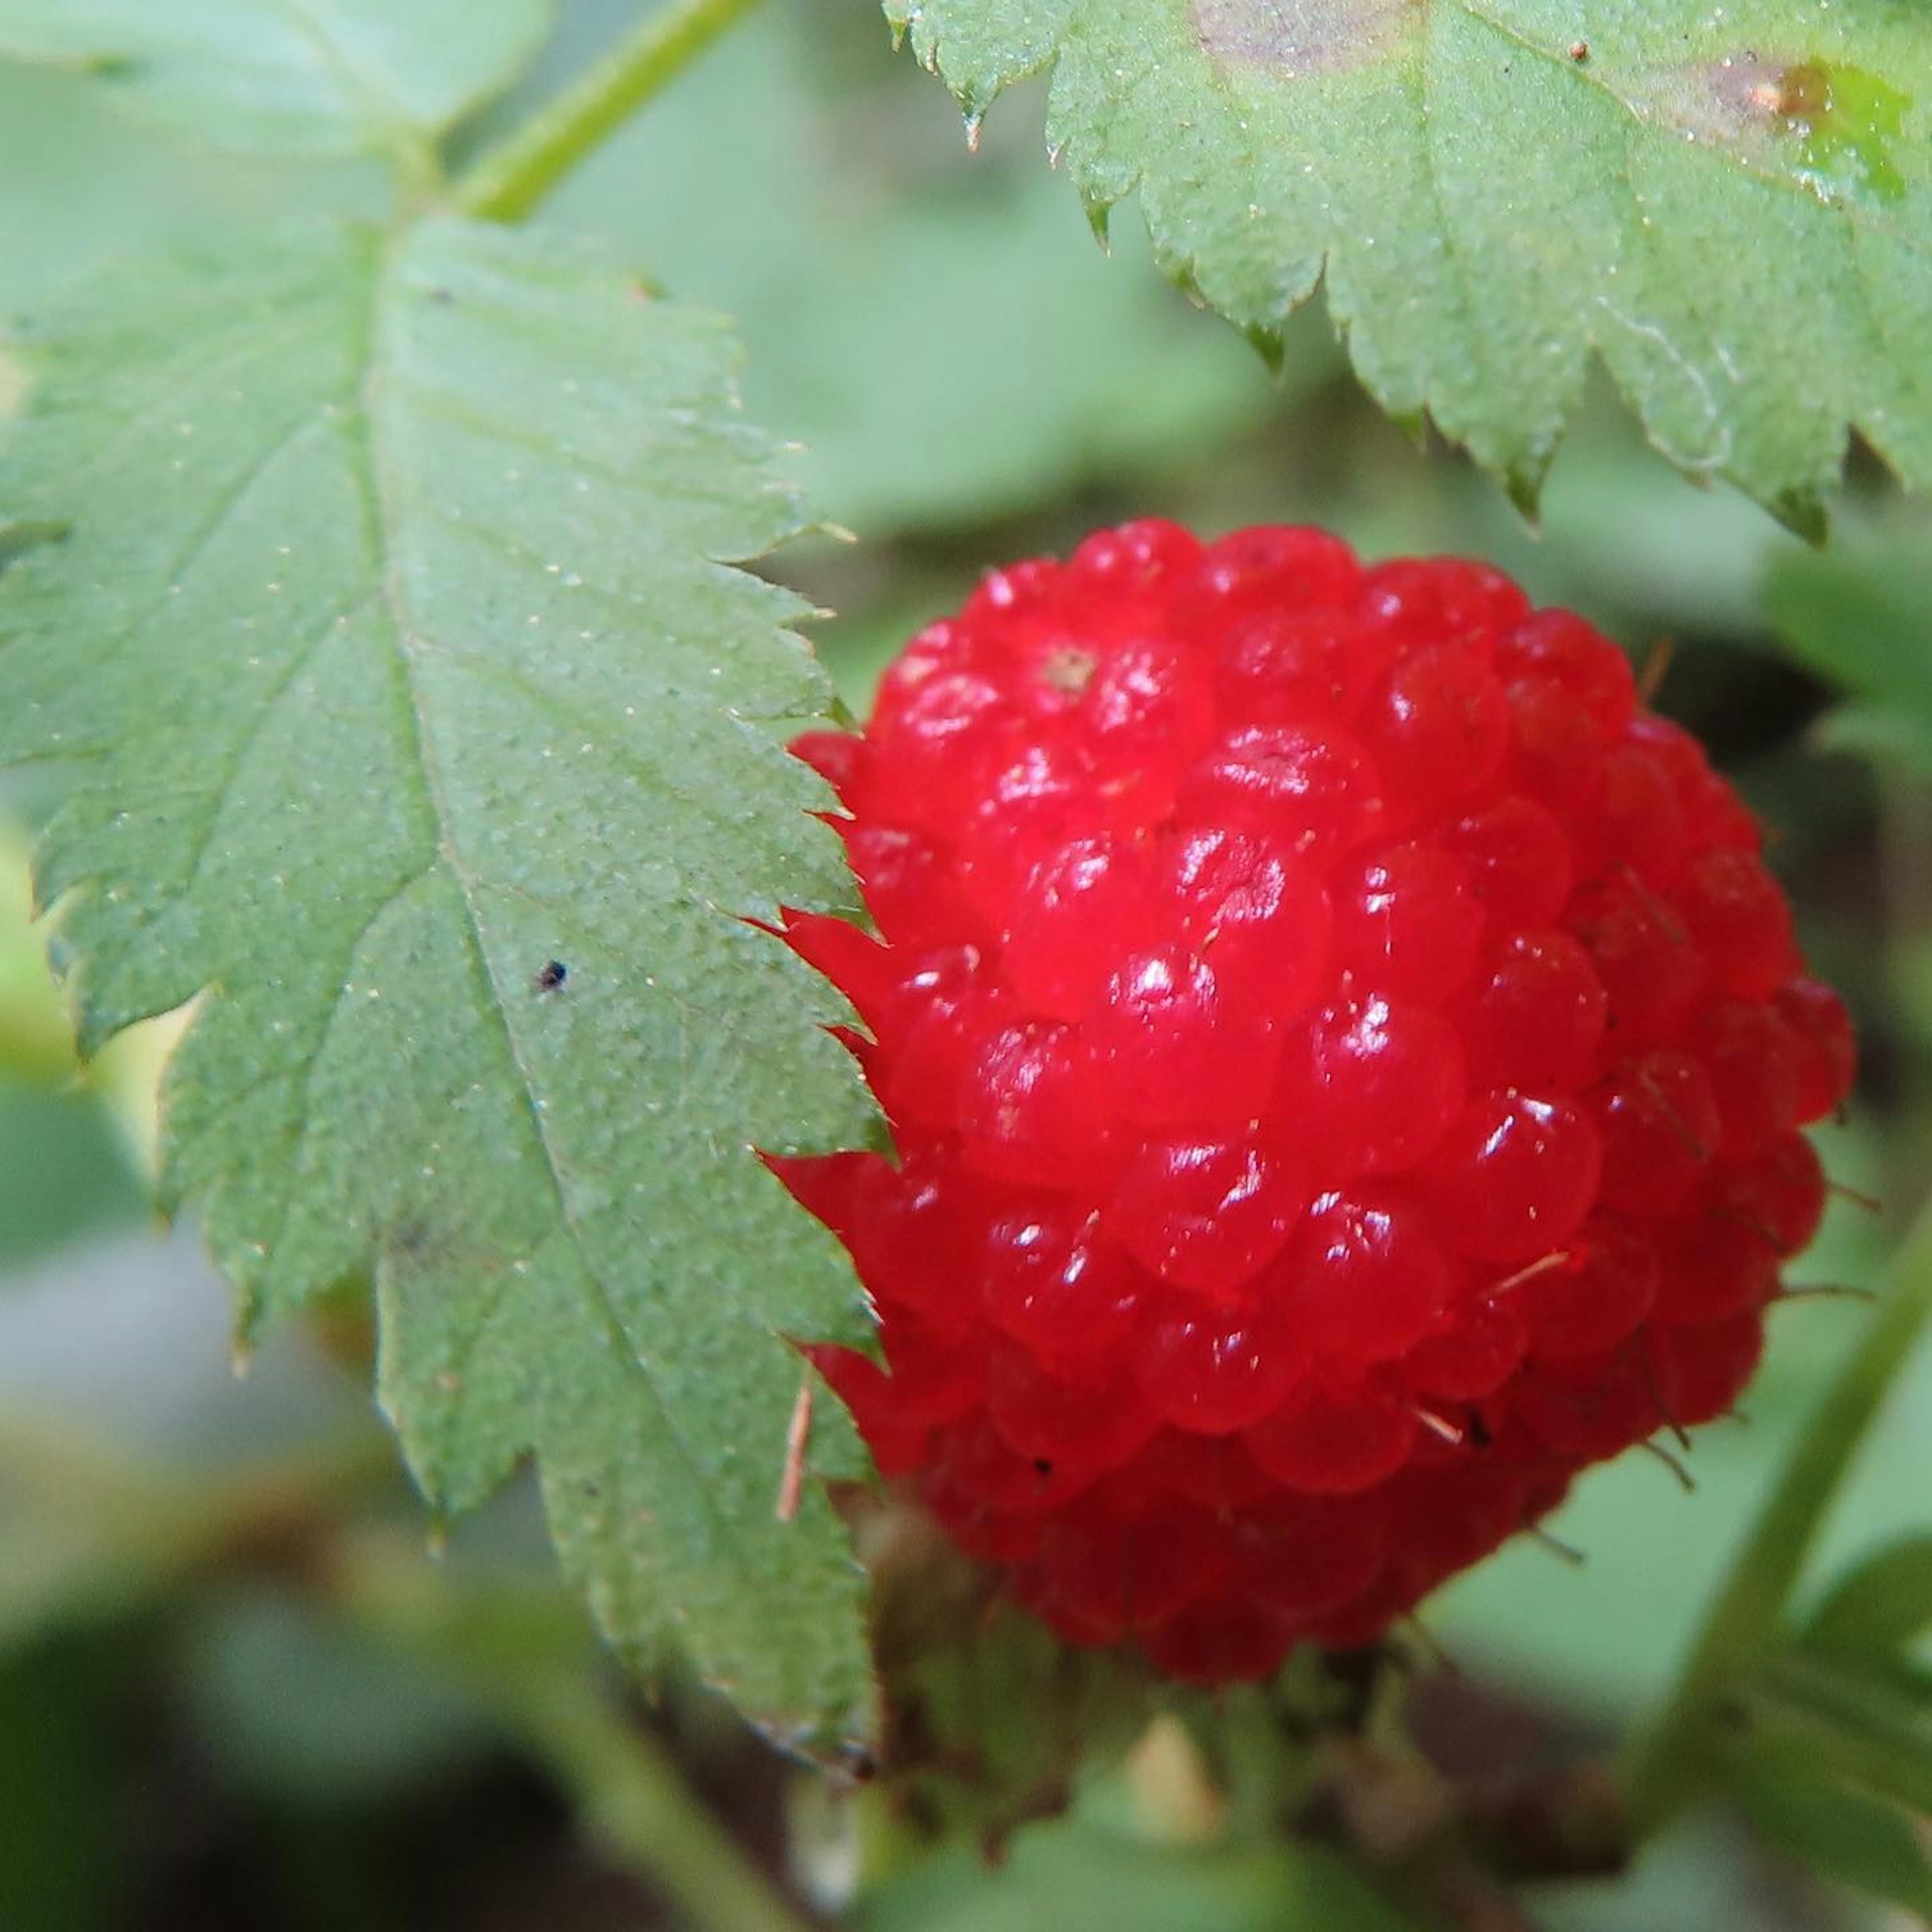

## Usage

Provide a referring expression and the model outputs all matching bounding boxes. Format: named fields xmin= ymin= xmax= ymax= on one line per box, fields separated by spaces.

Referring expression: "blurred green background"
xmin=3 ymin=2 xmax=1928 ymax=1927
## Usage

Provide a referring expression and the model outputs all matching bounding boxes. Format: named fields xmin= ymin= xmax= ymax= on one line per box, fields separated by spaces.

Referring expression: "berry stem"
xmin=338 ymin=1538 xmax=819 ymax=1932
xmin=504 ymin=1671 xmax=820 ymax=1932
xmin=452 ymin=0 xmax=768 ymax=223
xmin=1623 ymin=1188 xmax=1932 ymax=1835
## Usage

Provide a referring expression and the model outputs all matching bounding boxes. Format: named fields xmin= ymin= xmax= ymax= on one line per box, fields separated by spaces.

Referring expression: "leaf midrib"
xmin=269 ymin=0 xmax=416 ymax=135
xmin=346 ymin=227 xmax=768 ymax=1623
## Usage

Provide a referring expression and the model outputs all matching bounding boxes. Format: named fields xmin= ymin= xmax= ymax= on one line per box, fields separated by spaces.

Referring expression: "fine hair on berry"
xmin=772 ymin=520 xmax=1854 ymax=1685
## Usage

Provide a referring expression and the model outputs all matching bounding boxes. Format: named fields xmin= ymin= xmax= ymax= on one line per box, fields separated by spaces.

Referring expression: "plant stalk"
xmin=515 ymin=1673 xmax=820 ymax=1932
xmin=1623 ymin=1189 xmax=1932 ymax=1834
xmin=335 ymin=1539 xmax=816 ymax=1932
xmin=453 ymin=0 xmax=768 ymax=223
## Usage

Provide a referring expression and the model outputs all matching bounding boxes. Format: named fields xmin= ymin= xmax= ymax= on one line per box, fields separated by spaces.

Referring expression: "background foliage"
xmin=2 ymin=0 xmax=1929 ymax=1926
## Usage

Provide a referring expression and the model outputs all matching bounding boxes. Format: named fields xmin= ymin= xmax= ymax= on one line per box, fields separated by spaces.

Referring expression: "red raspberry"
xmin=774 ymin=522 xmax=1853 ymax=1684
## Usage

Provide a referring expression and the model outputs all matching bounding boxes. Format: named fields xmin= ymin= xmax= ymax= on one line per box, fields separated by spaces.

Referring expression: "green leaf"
xmin=856 ymin=1812 xmax=1420 ymax=1932
xmin=1803 ymin=1536 xmax=1932 ymax=1661
xmin=0 ymin=0 xmax=553 ymax=158
xmin=536 ymin=1 xmax=1305 ymax=536
xmin=0 ymin=1089 xmax=145 ymax=1269
xmin=0 ymin=828 xmax=75 ymax=1084
xmin=1733 ymin=1649 xmax=1932 ymax=1818
xmin=0 ymin=1632 xmax=131 ymax=1932
xmin=1725 ymin=1749 xmax=1932 ymax=1920
xmin=1765 ymin=537 xmax=1932 ymax=771
xmin=888 ymin=0 xmax=1932 ymax=526
xmin=181 ymin=1589 xmax=500 ymax=1805
xmin=1626 ymin=1195 xmax=1932 ymax=1832
xmin=0 ymin=218 xmax=879 ymax=1751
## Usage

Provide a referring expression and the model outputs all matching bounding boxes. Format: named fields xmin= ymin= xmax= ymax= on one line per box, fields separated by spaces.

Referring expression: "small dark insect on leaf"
xmin=1569 ymin=40 xmax=1589 ymax=61
xmin=534 ymin=959 xmax=568 ymax=993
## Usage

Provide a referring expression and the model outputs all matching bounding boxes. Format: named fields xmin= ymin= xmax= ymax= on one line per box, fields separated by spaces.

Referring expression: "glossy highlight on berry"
xmin=777 ymin=521 xmax=1854 ymax=1685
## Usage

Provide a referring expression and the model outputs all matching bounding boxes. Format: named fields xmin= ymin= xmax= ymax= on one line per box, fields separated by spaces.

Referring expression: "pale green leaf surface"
xmin=535 ymin=2 xmax=1302 ymax=535
xmin=1766 ymin=537 xmax=1932 ymax=769
xmin=0 ymin=219 xmax=880 ymax=1749
xmin=889 ymin=0 xmax=1932 ymax=525
xmin=1733 ymin=1650 xmax=1932 ymax=1815
xmin=857 ymin=1813 xmax=1421 ymax=1932
xmin=1802 ymin=1535 xmax=1932 ymax=1661
xmin=0 ymin=0 xmax=553 ymax=157
xmin=1727 ymin=1754 xmax=1932 ymax=1920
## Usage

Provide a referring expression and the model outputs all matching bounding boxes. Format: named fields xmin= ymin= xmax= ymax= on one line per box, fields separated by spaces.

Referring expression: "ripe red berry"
xmin=777 ymin=522 xmax=1853 ymax=1684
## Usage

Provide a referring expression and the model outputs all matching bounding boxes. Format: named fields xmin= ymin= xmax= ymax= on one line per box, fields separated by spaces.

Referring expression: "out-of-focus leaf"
xmin=856 ymin=1809 xmax=1419 ymax=1932
xmin=0 ymin=0 xmax=553 ymax=158
xmin=0 ymin=1501 xmax=147 ymax=1658
xmin=1811 ymin=703 xmax=1932 ymax=778
xmin=0 ymin=1224 xmax=392 ymax=1656
xmin=0 ymin=830 xmax=72 ymax=1084
xmin=0 ymin=61 xmax=386 ymax=316
xmin=890 ymin=0 xmax=1932 ymax=529
xmin=179 ymin=1589 xmax=500 ymax=1805
xmin=0 ymin=1632 xmax=129 ymax=1932
xmin=1734 ymin=1650 xmax=1932 ymax=1818
xmin=1726 ymin=1749 xmax=1932 ymax=1920
xmin=1 ymin=218 xmax=878 ymax=1749
xmin=542 ymin=5 xmax=1305 ymax=534
xmin=0 ymin=1089 xmax=144 ymax=1269
xmin=1765 ymin=539 xmax=1932 ymax=773
xmin=1803 ymin=1536 xmax=1932 ymax=1662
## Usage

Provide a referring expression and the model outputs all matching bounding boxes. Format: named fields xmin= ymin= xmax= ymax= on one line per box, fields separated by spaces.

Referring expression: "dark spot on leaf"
xmin=1700 ymin=53 xmax=1910 ymax=204
xmin=426 ymin=285 xmax=455 ymax=305
xmin=390 ymin=1216 xmax=432 ymax=1258
xmin=1192 ymin=0 xmax=1420 ymax=77
xmin=1031 ymin=1457 xmax=1054 ymax=1477
xmin=0 ymin=519 xmax=68 ymax=578
xmin=535 ymin=958 xmax=568 ymax=993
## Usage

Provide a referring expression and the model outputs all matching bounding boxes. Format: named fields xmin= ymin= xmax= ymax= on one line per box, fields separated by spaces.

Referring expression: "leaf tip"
xmin=1387 ymin=405 xmax=1430 ymax=452
xmin=1778 ymin=491 xmax=1832 ymax=548
xmin=1244 ymin=323 xmax=1286 ymax=374
xmin=1503 ymin=460 xmax=1547 ymax=526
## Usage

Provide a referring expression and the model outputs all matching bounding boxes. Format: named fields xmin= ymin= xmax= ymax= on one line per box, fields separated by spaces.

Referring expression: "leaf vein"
xmin=359 ymin=243 xmax=757 ymax=1597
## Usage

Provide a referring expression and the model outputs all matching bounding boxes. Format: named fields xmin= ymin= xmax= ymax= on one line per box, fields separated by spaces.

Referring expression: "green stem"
xmin=335 ymin=1542 xmax=815 ymax=1932
xmin=452 ymin=0 xmax=768 ymax=223
xmin=1623 ymin=1190 xmax=1932 ymax=1834
xmin=0 ymin=1407 xmax=391 ymax=1557
xmin=515 ymin=1673 xmax=820 ymax=1932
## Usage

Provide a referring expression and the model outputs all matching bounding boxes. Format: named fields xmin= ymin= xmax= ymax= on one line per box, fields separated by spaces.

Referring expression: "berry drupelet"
xmin=772 ymin=521 xmax=1854 ymax=1684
